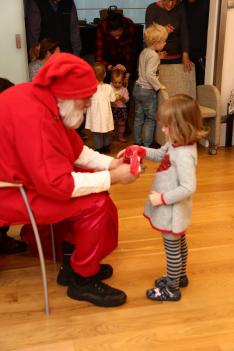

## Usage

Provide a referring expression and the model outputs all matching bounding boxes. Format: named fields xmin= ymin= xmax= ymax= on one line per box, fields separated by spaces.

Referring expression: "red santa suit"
xmin=0 ymin=53 xmax=118 ymax=277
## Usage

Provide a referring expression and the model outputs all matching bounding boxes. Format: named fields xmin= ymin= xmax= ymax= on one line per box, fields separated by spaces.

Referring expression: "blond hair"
xmin=144 ymin=23 xmax=168 ymax=47
xmin=92 ymin=62 xmax=106 ymax=82
xmin=157 ymin=94 xmax=208 ymax=145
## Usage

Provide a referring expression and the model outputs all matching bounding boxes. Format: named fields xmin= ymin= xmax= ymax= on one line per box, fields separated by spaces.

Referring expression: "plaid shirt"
xmin=95 ymin=17 xmax=136 ymax=74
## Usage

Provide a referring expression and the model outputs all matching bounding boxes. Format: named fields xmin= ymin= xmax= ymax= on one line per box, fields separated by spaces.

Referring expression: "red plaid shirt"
xmin=95 ymin=17 xmax=136 ymax=74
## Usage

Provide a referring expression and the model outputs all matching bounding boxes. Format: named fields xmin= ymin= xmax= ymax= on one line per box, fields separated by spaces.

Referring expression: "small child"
xmin=111 ymin=69 xmax=129 ymax=142
xmin=133 ymin=23 xmax=168 ymax=147
xmin=144 ymin=94 xmax=207 ymax=301
xmin=28 ymin=38 xmax=60 ymax=81
xmin=85 ymin=62 xmax=115 ymax=153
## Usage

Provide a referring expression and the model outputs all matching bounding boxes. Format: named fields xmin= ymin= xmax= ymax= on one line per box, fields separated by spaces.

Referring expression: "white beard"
xmin=57 ymin=100 xmax=85 ymax=129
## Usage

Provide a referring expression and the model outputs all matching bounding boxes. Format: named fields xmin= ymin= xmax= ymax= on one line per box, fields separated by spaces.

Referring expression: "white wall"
xmin=74 ymin=0 xmax=153 ymax=23
xmin=205 ymin=0 xmax=220 ymax=84
xmin=220 ymin=8 xmax=234 ymax=115
xmin=0 ymin=0 xmax=28 ymax=83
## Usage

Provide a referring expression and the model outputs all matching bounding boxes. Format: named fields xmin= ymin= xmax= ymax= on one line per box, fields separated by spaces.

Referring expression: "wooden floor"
xmin=1 ymin=144 xmax=234 ymax=351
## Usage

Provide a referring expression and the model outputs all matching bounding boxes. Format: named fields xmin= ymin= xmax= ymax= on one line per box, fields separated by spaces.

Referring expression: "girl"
xmin=28 ymin=38 xmax=60 ymax=81
xmin=85 ymin=62 xmax=116 ymax=153
xmin=111 ymin=69 xmax=129 ymax=142
xmin=144 ymin=94 xmax=207 ymax=301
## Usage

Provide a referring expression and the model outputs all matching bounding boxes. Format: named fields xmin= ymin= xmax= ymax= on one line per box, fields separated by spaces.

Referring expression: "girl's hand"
xmin=149 ymin=191 xmax=162 ymax=206
xmin=117 ymin=148 xmax=126 ymax=159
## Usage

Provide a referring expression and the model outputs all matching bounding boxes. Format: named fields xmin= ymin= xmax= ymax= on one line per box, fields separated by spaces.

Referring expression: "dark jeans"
xmin=133 ymin=83 xmax=158 ymax=147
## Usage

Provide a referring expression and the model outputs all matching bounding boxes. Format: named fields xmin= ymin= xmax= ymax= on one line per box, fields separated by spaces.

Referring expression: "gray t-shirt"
xmin=136 ymin=48 xmax=162 ymax=91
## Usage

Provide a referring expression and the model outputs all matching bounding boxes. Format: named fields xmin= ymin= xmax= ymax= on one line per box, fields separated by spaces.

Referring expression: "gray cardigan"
xmin=144 ymin=142 xmax=197 ymax=235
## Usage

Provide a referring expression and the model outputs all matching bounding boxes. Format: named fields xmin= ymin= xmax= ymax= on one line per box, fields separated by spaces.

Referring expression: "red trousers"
xmin=2 ymin=191 xmax=118 ymax=277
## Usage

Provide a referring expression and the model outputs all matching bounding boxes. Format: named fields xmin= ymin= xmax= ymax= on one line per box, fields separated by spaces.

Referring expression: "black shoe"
xmin=149 ymin=141 xmax=161 ymax=149
xmin=0 ymin=235 xmax=28 ymax=255
xmin=79 ymin=131 xmax=88 ymax=140
xmin=102 ymin=145 xmax=111 ymax=154
xmin=146 ymin=286 xmax=181 ymax=301
xmin=67 ymin=276 xmax=127 ymax=307
xmin=155 ymin=275 xmax=189 ymax=289
xmin=57 ymin=263 xmax=113 ymax=286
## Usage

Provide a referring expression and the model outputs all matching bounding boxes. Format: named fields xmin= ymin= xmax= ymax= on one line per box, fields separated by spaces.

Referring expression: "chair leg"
xmin=19 ymin=187 xmax=49 ymax=316
xmin=50 ymin=224 xmax=56 ymax=264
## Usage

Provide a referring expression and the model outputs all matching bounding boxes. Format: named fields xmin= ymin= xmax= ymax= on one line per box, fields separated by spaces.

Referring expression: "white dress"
xmin=85 ymin=83 xmax=115 ymax=133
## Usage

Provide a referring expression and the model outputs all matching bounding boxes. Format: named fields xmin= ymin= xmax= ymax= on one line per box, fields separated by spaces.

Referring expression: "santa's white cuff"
xmin=71 ymin=170 xmax=111 ymax=197
xmin=74 ymin=145 xmax=113 ymax=170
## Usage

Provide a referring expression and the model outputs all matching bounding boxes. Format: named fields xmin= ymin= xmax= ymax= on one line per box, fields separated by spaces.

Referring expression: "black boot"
xmin=57 ymin=241 xmax=113 ymax=286
xmin=67 ymin=274 xmax=127 ymax=307
xmin=0 ymin=226 xmax=28 ymax=255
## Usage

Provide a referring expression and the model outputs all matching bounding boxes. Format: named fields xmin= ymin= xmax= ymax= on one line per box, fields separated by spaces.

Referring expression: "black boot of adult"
xmin=67 ymin=272 xmax=127 ymax=307
xmin=0 ymin=226 xmax=28 ymax=255
xmin=57 ymin=241 xmax=113 ymax=286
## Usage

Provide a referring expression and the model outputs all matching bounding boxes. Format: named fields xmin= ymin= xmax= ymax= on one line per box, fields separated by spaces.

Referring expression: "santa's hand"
xmin=110 ymin=163 xmax=138 ymax=184
xmin=109 ymin=157 xmax=124 ymax=170
xmin=117 ymin=148 xmax=126 ymax=159
xmin=149 ymin=191 xmax=162 ymax=206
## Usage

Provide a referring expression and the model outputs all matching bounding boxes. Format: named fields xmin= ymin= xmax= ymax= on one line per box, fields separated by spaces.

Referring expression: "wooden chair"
xmin=156 ymin=64 xmax=221 ymax=154
xmin=0 ymin=181 xmax=56 ymax=315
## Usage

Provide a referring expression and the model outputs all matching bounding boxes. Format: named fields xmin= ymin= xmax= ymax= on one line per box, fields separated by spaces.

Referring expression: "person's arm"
xmin=123 ymin=19 xmax=137 ymax=74
xmin=70 ymin=3 xmax=82 ymax=56
xmin=74 ymin=145 xmax=113 ymax=170
xmin=121 ymin=87 xmax=129 ymax=104
xmin=150 ymin=150 xmax=197 ymax=207
xmin=71 ymin=146 xmax=137 ymax=197
xmin=95 ymin=21 xmax=109 ymax=67
xmin=25 ymin=0 xmax=41 ymax=48
xmin=145 ymin=4 xmax=155 ymax=28
xmin=145 ymin=55 xmax=163 ymax=91
xmin=179 ymin=4 xmax=192 ymax=71
xmin=145 ymin=143 xmax=169 ymax=163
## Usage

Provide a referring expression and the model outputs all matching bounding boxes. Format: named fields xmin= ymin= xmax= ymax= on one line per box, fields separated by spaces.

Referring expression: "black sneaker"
xmin=67 ymin=276 xmax=127 ymax=307
xmin=146 ymin=286 xmax=181 ymax=301
xmin=155 ymin=275 xmax=189 ymax=289
xmin=57 ymin=263 xmax=113 ymax=286
xmin=0 ymin=235 xmax=28 ymax=255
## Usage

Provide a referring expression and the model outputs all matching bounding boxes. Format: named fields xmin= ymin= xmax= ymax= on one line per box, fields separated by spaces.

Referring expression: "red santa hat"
xmin=33 ymin=53 xmax=97 ymax=99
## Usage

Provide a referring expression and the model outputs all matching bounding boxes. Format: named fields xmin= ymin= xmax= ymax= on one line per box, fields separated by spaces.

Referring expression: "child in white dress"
xmin=85 ymin=62 xmax=115 ymax=153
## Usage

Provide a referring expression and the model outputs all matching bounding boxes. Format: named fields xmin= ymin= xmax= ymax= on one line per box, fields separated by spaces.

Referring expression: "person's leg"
xmin=147 ymin=234 xmax=181 ymax=301
xmin=133 ymin=84 xmax=145 ymax=145
xmin=102 ymin=133 xmax=111 ymax=154
xmin=92 ymin=132 xmax=101 ymax=151
xmin=0 ymin=226 xmax=28 ymax=255
xmin=179 ymin=234 xmax=189 ymax=287
xmin=154 ymin=234 xmax=189 ymax=288
xmin=60 ymin=192 xmax=126 ymax=307
xmin=118 ymin=119 xmax=127 ymax=142
xmin=57 ymin=240 xmax=113 ymax=286
xmin=142 ymin=91 xmax=157 ymax=147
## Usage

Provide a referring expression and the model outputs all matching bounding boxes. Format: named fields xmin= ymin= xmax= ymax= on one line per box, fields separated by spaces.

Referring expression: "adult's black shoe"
xmin=67 ymin=275 xmax=127 ymax=307
xmin=57 ymin=263 xmax=113 ymax=286
xmin=0 ymin=235 xmax=28 ymax=255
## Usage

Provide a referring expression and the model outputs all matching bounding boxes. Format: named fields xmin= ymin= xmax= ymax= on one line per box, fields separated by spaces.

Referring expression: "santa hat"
xmin=33 ymin=53 xmax=97 ymax=99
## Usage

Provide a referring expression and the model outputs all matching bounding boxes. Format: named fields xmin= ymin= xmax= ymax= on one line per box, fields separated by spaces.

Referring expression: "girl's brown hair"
xmin=92 ymin=62 xmax=106 ymax=82
xmin=157 ymin=94 xmax=208 ymax=145
xmin=30 ymin=38 xmax=59 ymax=62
